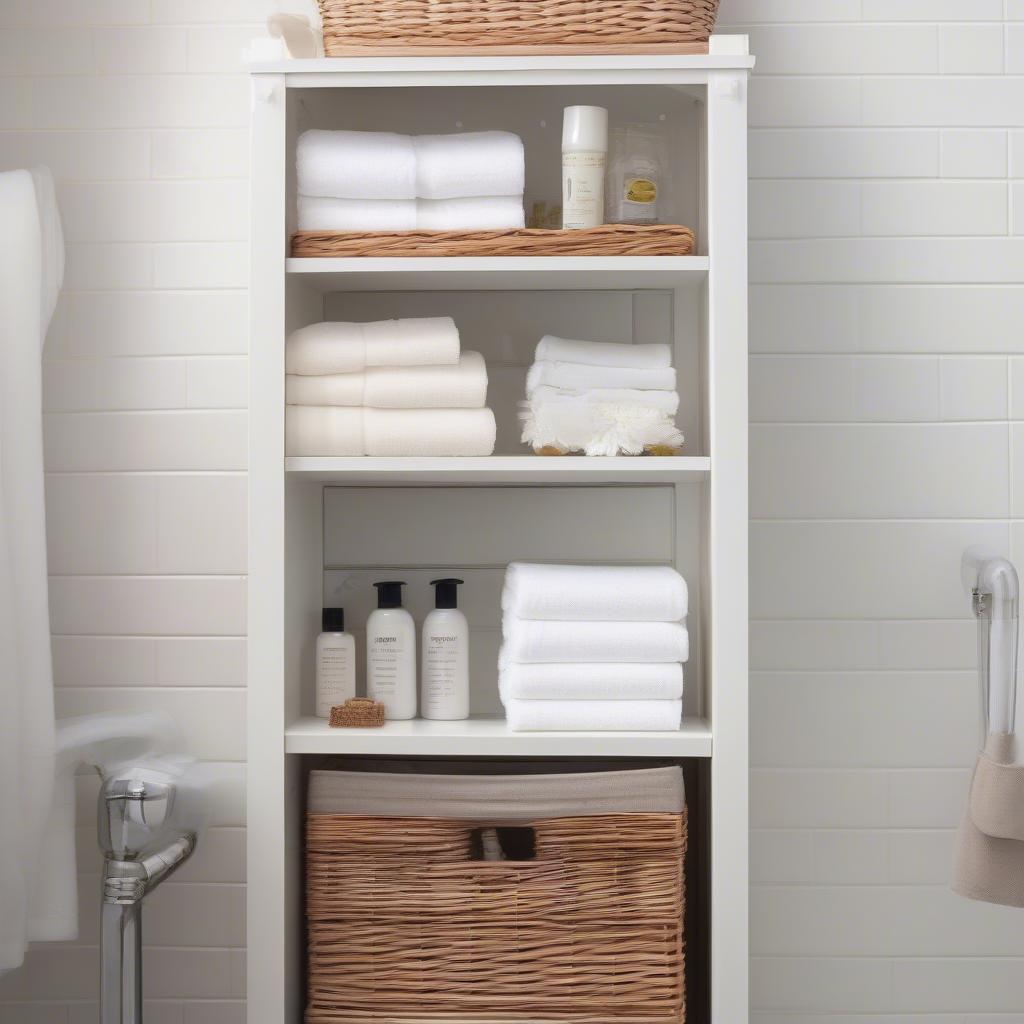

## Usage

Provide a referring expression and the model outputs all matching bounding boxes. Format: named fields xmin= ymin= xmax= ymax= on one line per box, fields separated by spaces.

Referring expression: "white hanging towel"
xmin=0 ymin=167 xmax=72 ymax=971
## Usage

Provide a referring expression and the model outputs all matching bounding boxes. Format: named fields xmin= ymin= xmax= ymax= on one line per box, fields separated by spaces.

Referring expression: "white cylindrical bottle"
xmin=562 ymin=105 xmax=608 ymax=230
xmin=366 ymin=581 xmax=417 ymax=720
xmin=315 ymin=607 xmax=355 ymax=718
xmin=421 ymin=578 xmax=469 ymax=721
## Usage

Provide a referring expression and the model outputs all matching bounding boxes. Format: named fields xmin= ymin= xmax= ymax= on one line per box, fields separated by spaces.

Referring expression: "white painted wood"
xmin=287 ymin=256 xmax=709 ymax=291
xmin=285 ymin=715 xmax=713 ymax=757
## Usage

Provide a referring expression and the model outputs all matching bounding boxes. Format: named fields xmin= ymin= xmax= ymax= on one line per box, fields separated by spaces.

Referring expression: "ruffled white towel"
xmin=418 ymin=196 xmax=525 ymax=230
xmin=535 ymin=336 xmax=672 ymax=369
xmin=414 ymin=131 xmax=525 ymax=199
xmin=297 ymin=129 xmax=417 ymax=200
xmin=529 ymin=385 xmax=679 ymax=416
xmin=297 ymin=195 xmax=416 ymax=232
xmin=526 ymin=360 xmax=677 ymax=395
xmin=505 ymin=699 xmax=683 ymax=732
xmin=286 ymin=405 xmax=496 ymax=457
xmin=286 ymin=351 xmax=487 ymax=409
xmin=500 ymin=618 xmax=689 ymax=664
xmin=520 ymin=394 xmax=683 ymax=456
xmin=500 ymin=662 xmax=684 ymax=702
xmin=502 ymin=562 xmax=688 ymax=621
xmin=286 ymin=318 xmax=460 ymax=375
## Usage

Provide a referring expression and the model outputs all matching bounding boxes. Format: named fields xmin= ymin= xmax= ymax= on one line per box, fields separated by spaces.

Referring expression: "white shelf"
xmin=286 ymin=256 xmax=709 ymax=292
xmin=285 ymin=715 xmax=712 ymax=757
xmin=285 ymin=455 xmax=710 ymax=483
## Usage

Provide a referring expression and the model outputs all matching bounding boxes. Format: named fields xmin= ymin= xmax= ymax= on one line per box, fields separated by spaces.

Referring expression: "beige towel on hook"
xmin=952 ymin=732 xmax=1024 ymax=907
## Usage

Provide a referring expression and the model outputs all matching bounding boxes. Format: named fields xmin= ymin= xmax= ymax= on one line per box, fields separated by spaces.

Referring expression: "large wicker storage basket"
xmin=317 ymin=0 xmax=721 ymax=56
xmin=306 ymin=765 xmax=687 ymax=1024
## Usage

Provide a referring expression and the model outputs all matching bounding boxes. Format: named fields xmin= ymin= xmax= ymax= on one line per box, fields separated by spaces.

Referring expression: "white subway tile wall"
xmin=729 ymin=0 xmax=1024 ymax=1020
xmin=0 ymin=1 xmax=1022 ymax=1020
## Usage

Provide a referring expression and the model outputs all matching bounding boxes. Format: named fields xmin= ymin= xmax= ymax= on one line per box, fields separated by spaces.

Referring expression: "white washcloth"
xmin=536 ymin=336 xmax=672 ymax=369
xmin=297 ymin=195 xmax=416 ymax=232
xmin=520 ymin=394 xmax=683 ymax=456
xmin=529 ymin=385 xmax=679 ymax=416
xmin=286 ymin=318 xmax=460 ymax=376
xmin=501 ymin=619 xmax=689 ymax=665
xmin=286 ymin=405 xmax=496 ymax=457
xmin=286 ymin=351 xmax=487 ymax=409
xmin=296 ymin=129 xmax=416 ymax=200
xmin=417 ymin=196 xmax=525 ymax=230
xmin=414 ymin=131 xmax=525 ymax=200
xmin=526 ymin=360 xmax=677 ymax=395
xmin=500 ymin=662 xmax=684 ymax=702
xmin=505 ymin=699 xmax=683 ymax=732
xmin=502 ymin=563 xmax=688 ymax=621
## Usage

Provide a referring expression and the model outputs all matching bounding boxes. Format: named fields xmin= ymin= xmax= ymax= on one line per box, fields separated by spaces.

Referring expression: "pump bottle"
xmin=421 ymin=578 xmax=469 ymax=721
xmin=366 ymin=581 xmax=417 ymax=720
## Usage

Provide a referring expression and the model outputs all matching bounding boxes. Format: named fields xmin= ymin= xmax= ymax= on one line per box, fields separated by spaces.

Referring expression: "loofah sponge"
xmin=329 ymin=698 xmax=386 ymax=728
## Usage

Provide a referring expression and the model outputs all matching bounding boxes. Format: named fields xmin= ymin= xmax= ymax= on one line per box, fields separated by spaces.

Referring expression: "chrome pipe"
xmin=101 ymin=900 xmax=141 ymax=1024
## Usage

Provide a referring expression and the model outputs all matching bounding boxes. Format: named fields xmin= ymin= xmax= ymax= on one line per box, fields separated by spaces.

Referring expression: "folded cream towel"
xmin=286 ymin=405 xmax=496 ymax=457
xmin=526 ymin=360 xmax=677 ymax=395
xmin=286 ymin=318 xmax=460 ymax=376
xmin=297 ymin=129 xmax=417 ymax=200
xmin=536 ymin=336 xmax=672 ymax=369
xmin=414 ymin=131 xmax=525 ymax=199
xmin=297 ymin=195 xmax=416 ymax=232
xmin=500 ymin=619 xmax=689 ymax=665
xmin=502 ymin=563 xmax=688 ymax=622
xmin=505 ymin=699 xmax=683 ymax=732
xmin=500 ymin=662 xmax=684 ymax=702
xmin=286 ymin=351 xmax=487 ymax=409
xmin=417 ymin=196 xmax=525 ymax=230
xmin=520 ymin=394 xmax=683 ymax=456
xmin=529 ymin=385 xmax=679 ymax=416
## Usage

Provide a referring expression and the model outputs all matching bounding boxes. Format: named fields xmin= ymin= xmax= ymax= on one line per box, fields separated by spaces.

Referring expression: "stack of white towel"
xmin=285 ymin=316 xmax=497 ymax=457
xmin=499 ymin=563 xmax=689 ymax=732
xmin=520 ymin=336 xmax=684 ymax=456
xmin=296 ymin=129 xmax=526 ymax=232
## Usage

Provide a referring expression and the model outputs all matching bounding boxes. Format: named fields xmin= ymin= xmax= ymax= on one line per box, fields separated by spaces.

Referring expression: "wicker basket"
xmin=318 ymin=0 xmax=720 ymax=56
xmin=306 ymin=766 xmax=687 ymax=1024
xmin=291 ymin=223 xmax=695 ymax=258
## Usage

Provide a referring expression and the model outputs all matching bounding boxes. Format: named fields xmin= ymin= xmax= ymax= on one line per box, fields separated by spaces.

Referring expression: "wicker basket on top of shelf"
xmin=291 ymin=223 xmax=695 ymax=258
xmin=317 ymin=0 xmax=720 ymax=55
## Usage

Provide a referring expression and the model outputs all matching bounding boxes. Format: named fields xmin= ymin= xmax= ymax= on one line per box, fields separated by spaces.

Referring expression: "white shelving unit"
xmin=249 ymin=42 xmax=751 ymax=1024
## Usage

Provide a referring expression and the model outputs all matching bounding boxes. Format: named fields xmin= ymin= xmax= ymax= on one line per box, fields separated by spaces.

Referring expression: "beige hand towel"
xmin=952 ymin=732 xmax=1024 ymax=908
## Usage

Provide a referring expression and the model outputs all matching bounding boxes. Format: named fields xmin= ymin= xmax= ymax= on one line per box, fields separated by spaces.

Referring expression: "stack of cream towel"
xmin=285 ymin=317 xmax=497 ymax=457
xmin=499 ymin=563 xmax=688 ymax=732
xmin=520 ymin=336 xmax=684 ymax=456
xmin=296 ymin=129 xmax=525 ymax=232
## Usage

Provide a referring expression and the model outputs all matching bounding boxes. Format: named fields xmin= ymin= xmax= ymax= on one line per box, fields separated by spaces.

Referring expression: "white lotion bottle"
xmin=315 ymin=607 xmax=355 ymax=718
xmin=562 ymin=105 xmax=609 ymax=230
xmin=421 ymin=578 xmax=469 ymax=721
xmin=366 ymin=580 xmax=417 ymax=720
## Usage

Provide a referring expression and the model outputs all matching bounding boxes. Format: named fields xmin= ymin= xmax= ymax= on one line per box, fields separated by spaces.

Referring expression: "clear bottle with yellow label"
xmin=606 ymin=124 xmax=664 ymax=225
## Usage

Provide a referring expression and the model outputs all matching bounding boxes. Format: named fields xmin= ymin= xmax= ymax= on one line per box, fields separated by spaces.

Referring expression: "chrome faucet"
xmin=99 ymin=776 xmax=196 ymax=1024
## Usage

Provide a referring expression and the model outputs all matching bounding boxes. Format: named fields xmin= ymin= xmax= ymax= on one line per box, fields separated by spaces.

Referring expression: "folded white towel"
xmin=529 ymin=385 xmax=679 ymax=416
xmin=286 ymin=405 xmax=496 ymax=457
xmin=520 ymin=394 xmax=684 ymax=456
xmin=417 ymin=196 xmax=525 ymax=230
xmin=526 ymin=360 xmax=677 ymax=395
xmin=501 ymin=619 xmax=689 ymax=665
xmin=286 ymin=351 xmax=487 ymax=409
xmin=297 ymin=195 xmax=417 ymax=232
xmin=286 ymin=318 xmax=460 ymax=376
xmin=297 ymin=129 xmax=417 ymax=200
xmin=505 ymin=699 xmax=683 ymax=732
xmin=502 ymin=563 xmax=688 ymax=622
xmin=536 ymin=336 xmax=672 ymax=369
xmin=500 ymin=662 xmax=684 ymax=702
xmin=414 ymin=131 xmax=525 ymax=200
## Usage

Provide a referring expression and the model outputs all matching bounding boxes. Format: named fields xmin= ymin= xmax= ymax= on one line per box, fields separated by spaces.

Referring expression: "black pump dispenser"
xmin=430 ymin=578 xmax=464 ymax=609
xmin=374 ymin=581 xmax=406 ymax=609
xmin=322 ymin=607 xmax=345 ymax=632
